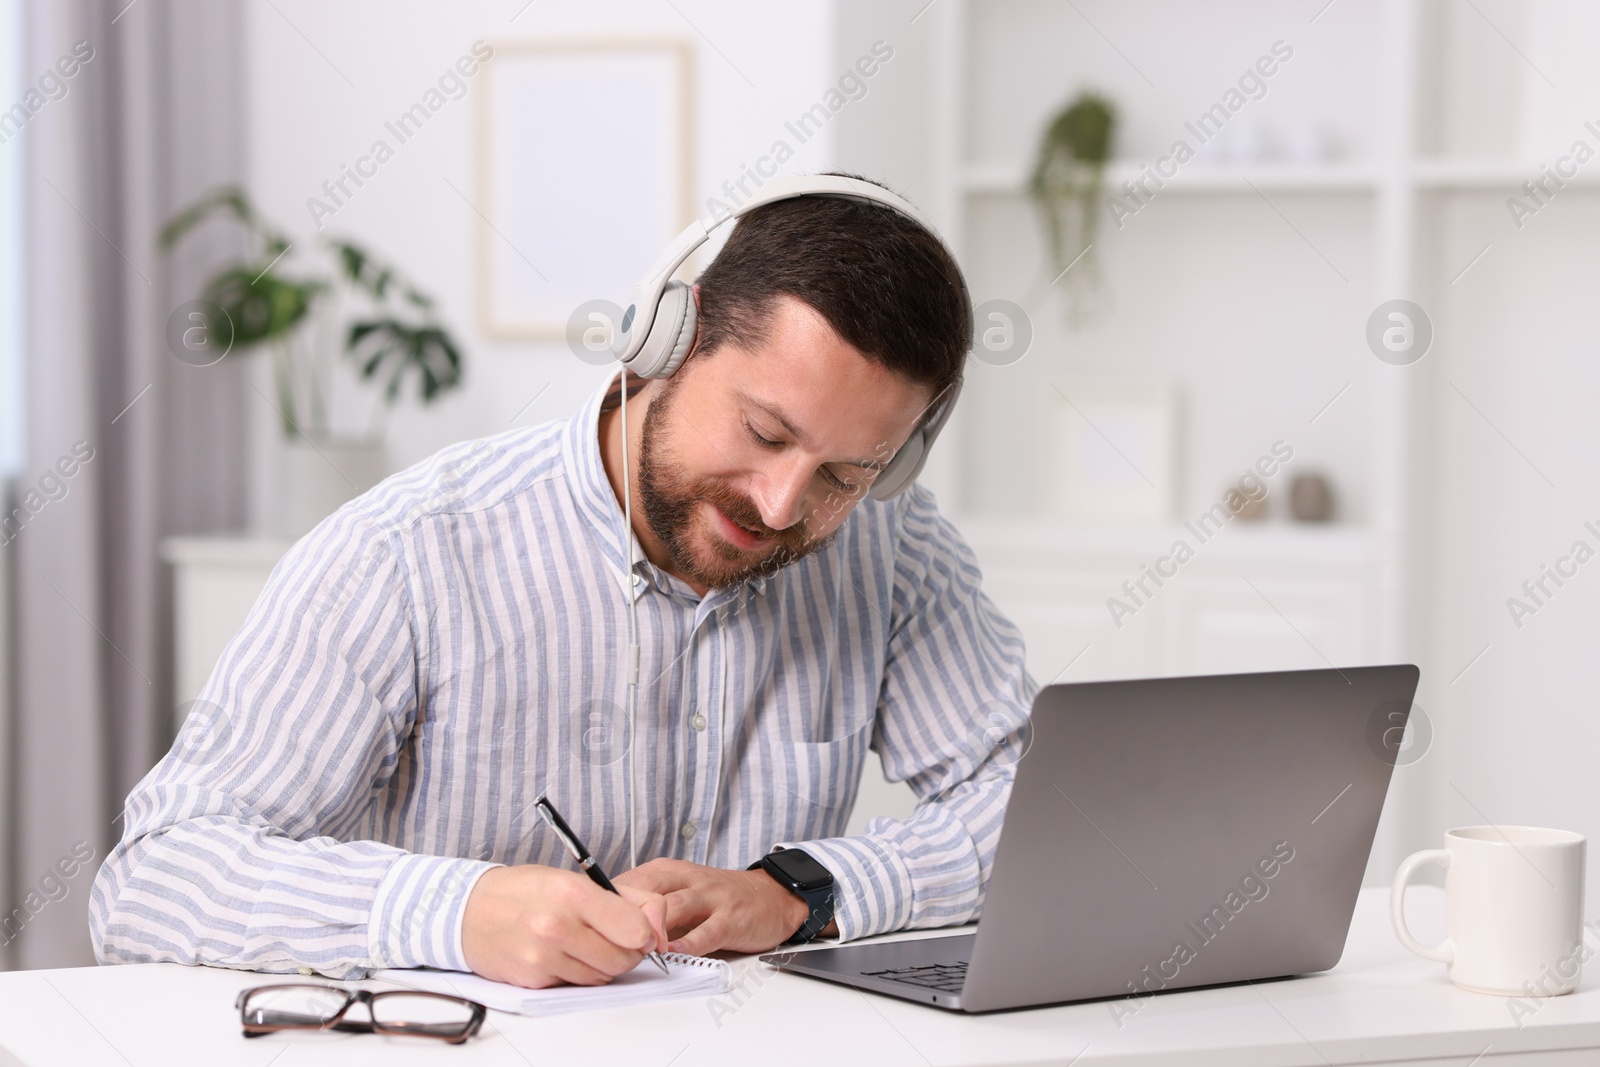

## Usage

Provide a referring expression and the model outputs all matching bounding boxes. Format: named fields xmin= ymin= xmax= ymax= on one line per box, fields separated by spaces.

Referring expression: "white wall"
xmin=1426 ymin=187 xmax=1600 ymax=916
xmin=1403 ymin=0 xmax=1600 ymax=920
xmin=243 ymin=0 xmax=838 ymax=519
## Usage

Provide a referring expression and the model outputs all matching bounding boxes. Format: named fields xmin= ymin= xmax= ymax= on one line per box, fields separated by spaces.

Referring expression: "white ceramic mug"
xmin=1391 ymin=826 xmax=1586 ymax=996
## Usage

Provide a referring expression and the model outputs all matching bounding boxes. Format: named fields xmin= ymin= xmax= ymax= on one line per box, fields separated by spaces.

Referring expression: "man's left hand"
xmin=614 ymin=858 xmax=834 ymax=955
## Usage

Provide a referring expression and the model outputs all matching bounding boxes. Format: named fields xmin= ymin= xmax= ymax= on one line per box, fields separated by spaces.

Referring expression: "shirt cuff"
xmin=368 ymin=854 xmax=501 ymax=971
xmin=772 ymin=835 xmax=913 ymax=943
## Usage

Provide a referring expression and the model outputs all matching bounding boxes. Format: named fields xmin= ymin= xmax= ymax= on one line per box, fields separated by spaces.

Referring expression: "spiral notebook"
xmin=374 ymin=953 xmax=732 ymax=1017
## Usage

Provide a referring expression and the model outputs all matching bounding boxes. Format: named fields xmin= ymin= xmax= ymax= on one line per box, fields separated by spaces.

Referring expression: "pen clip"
xmin=533 ymin=793 xmax=591 ymax=865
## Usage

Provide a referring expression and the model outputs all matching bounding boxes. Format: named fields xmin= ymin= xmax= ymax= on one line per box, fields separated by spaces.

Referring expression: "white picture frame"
xmin=1044 ymin=380 xmax=1181 ymax=522
xmin=476 ymin=38 xmax=693 ymax=340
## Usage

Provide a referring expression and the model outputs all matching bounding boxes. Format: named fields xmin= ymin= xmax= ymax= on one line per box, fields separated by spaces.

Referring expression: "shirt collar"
xmin=562 ymin=371 xmax=769 ymax=603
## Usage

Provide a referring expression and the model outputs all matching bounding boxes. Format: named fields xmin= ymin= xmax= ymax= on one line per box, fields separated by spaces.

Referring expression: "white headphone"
xmin=609 ymin=174 xmax=968 ymax=870
xmin=613 ymin=173 xmax=966 ymax=501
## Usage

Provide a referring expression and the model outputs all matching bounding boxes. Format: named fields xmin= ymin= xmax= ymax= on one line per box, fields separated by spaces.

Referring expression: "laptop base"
xmin=764 ymin=933 xmax=976 ymax=1011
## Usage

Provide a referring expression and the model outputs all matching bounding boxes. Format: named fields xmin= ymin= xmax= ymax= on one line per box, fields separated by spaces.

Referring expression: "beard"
xmin=636 ymin=377 xmax=835 ymax=589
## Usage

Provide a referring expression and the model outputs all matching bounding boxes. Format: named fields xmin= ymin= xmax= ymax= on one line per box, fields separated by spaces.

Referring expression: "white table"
xmin=2 ymin=887 xmax=1596 ymax=1066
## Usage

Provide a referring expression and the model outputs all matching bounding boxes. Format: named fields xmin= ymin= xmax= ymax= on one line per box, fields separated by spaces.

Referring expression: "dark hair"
xmin=691 ymin=172 xmax=970 ymax=402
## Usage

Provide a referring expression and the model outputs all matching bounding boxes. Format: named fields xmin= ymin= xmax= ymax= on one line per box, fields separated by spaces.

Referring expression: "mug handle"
xmin=1390 ymin=848 xmax=1454 ymax=964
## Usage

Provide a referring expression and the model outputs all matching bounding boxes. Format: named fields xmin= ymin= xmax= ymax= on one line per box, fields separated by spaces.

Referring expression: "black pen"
xmin=533 ymin=793 xmax=670 ymax=974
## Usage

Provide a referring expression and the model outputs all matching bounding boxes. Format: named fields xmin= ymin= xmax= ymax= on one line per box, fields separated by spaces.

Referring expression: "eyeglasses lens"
xmin=241 ymin=985 xmax=349 ymax=1028
xmin=371 ymin=993 xmax=477 ymax=1037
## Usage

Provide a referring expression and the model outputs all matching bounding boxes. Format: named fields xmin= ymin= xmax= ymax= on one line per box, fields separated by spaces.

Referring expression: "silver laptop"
xmin=762 ymin=665 xmax=1420 ymax=1012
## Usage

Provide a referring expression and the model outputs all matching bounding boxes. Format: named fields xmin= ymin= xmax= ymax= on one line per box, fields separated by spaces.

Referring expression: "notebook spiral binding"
xmin=663 ymin=952 xmax=726 ymax=971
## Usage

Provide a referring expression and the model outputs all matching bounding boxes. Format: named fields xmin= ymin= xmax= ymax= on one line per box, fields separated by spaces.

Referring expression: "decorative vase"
xmin=1230 ymin=481 xmax=1269 ymax=522
xmin=1289 ymin=473 xmax=1335 ymax=522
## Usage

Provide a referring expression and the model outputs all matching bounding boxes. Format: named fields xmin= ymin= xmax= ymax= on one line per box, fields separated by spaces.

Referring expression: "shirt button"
xmin=680 ymin=822 xmax=697 ymax=840
xmin=691 ymin=714 xmax=707 ymax=731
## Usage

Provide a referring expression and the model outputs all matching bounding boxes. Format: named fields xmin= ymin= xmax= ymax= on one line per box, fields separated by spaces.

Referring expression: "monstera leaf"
xmin=159 ymin=186 xmax=288 ymax=257
xmin=331 ymin=240 xmax=434 ymax=310
xmin=201 ymin=266 xmax=325 ymax=347
xmin=162 ymin=186 xmax=469 ymax=439
xmin=347 ymin=319 xmax=462 ymax=402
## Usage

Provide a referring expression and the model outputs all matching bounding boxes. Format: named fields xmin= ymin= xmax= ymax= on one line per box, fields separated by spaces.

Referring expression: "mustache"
xmin=698 ymin=479 xmax=811 ymax=552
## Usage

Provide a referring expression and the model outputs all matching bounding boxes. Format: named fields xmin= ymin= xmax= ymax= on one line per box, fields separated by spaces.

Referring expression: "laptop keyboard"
xmin=862 ymin=960 xmax=968 ymax=993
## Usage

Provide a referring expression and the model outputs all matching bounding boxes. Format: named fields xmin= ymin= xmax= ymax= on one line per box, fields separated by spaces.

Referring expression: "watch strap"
xmin=749 ymin=851 xmax=835 ymax=945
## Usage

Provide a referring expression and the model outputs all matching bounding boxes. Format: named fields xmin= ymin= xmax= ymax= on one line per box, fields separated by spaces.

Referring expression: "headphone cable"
xmin=618 ymin=368 xmax=642 ymax=872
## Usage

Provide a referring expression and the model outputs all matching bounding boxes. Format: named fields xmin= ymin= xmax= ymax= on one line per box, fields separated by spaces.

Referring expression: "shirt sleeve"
xmin=88 ymin=502 xmax=499 ymax=979
xmin=778 ymin=485 xmax=1038 ymax=941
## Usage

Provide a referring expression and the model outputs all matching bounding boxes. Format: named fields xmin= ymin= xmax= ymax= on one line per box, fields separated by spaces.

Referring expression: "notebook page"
xmin=374 ymin=953 xmax=731 ymax=1017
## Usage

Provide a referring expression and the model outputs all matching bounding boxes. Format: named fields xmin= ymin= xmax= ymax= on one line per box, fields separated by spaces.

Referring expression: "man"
xmin=90 ymin=174 xmax=1036 ymax=989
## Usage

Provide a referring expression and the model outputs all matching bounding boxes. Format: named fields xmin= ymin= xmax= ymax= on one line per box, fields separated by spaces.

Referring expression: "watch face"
xmin=768 ymin=849 xmax=833 ymax=890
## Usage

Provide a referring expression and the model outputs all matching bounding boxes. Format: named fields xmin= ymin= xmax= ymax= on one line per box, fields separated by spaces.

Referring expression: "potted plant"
xmin=1028 ymin=91 xmax=1116 ymax=327
xmin=161 ymin=187 xmax=465 ymax=536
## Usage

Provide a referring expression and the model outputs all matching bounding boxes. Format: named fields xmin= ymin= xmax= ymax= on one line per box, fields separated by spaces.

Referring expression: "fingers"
xmin=669 ymin=913 xmax=730 ymax=958
xmin=501 ymin=949 xmax=614 ymax=989
xmin=487 ymin=918 xmax=631 ymax=989
xmin=463 ymin=865 xmax=681 ymax=990
xmin=618 ymin=884 xmax=670 ymax=954
xmin=614 ymin=857 xmax=696 ymax=895
xmin=535 ymin=949 xmax=618 ymax=988
xmin=580 ymin=880 xmax=666 ymax=956
xmin=563 ymin=922 xmax=648 ymax=980
xmin=660 ymin=886 xmax=716 ymax=941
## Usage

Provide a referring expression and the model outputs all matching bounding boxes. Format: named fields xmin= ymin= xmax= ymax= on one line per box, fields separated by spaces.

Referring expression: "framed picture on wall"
xmin=476 ymin=38 xmax=694 ymax=339
xmin=1044 ymin=379 xmax=1181 ymax=521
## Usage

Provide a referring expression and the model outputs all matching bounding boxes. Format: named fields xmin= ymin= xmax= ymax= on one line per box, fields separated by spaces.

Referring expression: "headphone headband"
xmin=617 ymin=174 xmax=965 ymax=359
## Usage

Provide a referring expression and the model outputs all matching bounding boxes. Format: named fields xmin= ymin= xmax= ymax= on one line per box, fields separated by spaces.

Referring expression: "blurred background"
xmin=2 ymin=0 xmax=1598 ymax=969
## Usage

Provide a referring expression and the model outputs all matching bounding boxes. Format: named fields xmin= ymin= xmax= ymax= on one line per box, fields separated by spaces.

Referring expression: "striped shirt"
xmin=89 ymin=373 xmax=1036 ymax=979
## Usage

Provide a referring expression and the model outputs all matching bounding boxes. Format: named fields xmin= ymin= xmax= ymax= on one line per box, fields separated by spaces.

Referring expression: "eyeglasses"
xmin=236 ymin=983 xmax=487 ymax=1044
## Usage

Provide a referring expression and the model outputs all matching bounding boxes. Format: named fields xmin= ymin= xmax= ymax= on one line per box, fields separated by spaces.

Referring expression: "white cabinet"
xmin=161 ymin=537 xmax=288 ymax=728
xmin=848 ymin=519 xmax=1385 ymax=832
xmin=957 ymin=518 xmax=1384 ymax=684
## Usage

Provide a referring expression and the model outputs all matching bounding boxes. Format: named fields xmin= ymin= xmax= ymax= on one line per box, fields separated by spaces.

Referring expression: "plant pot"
xmin=282 ymin=437 xmax=388 ymax=540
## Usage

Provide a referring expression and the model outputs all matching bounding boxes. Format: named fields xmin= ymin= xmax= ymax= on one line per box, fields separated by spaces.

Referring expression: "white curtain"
xmin=5 ymin=0 xmax=247 ymax=970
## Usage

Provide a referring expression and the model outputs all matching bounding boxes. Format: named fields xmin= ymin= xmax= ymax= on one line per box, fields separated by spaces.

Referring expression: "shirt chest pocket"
xmin=784 ymin=719 xmax=874 ymax=842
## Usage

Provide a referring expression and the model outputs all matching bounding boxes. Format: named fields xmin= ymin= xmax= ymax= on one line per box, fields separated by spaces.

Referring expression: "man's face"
xmin=637 ymin=294 xmax=933 ymax=590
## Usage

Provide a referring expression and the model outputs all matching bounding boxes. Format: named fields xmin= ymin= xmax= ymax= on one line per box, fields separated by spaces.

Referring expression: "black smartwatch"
xmin=749 ymin=847 xmax=835 ymax=945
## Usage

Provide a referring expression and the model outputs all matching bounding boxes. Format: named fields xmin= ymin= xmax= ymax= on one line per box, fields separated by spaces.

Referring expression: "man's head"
xmin=634 ymin=174 xmax=970 ymax=590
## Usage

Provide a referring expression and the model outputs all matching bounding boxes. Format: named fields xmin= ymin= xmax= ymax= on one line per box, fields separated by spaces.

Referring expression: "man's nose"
xmin=749 ymin=456 xmax=816 ymax=532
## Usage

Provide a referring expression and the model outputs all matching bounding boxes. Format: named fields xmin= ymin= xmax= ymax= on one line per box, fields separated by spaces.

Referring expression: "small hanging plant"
xmin=1028 ymin=91 xmax=1116 ymax=327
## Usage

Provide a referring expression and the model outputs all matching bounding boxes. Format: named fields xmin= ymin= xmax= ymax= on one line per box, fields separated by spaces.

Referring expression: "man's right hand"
xmin=461 ymin=865 xmax=669 ymax=988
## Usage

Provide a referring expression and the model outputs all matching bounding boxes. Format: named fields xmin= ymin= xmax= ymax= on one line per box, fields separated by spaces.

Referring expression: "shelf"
xmin=961 ymin=160 xmax=1382 ymax=196
xmin=949 ymin=516 xmax=1387 ymax=565
xmin=1411 ymin=158 xmax=1600 ymax=189
xmin=963 ymin=159 xmax=1600 ymax=196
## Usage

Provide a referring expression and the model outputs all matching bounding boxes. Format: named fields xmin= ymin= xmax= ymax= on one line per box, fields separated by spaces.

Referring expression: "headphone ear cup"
xmin=659 ymin=281 xmax=698 ymax=378
xmin=868 ymin=378 xmax=963 ymax=501
xmin=625 ymin=280 xmax=697 ymax=379
xmin=868 ymin=430 xmax=925 ymax=501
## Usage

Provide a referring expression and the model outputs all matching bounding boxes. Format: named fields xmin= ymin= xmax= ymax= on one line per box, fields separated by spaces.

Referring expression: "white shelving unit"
xmin=825 ymin=0 xmax=1600 ymax=874
xmin=824 ymin=0 xmax=1594 ymax=875
xmin=960 ymin=160 xmax=1386 ymax=195
xmin=916 ymin=0 xmax=1423 ymax=663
